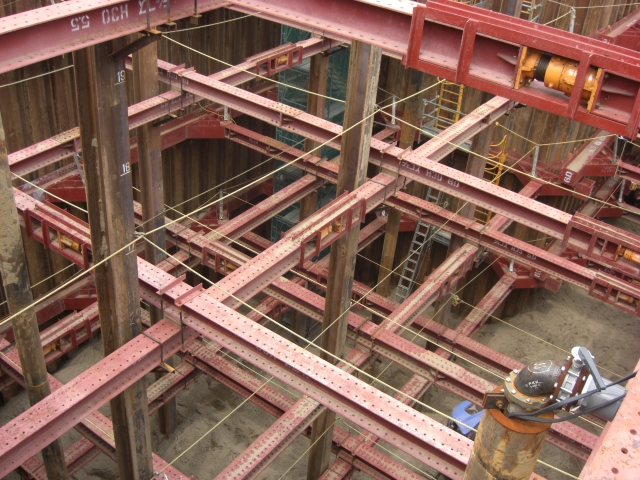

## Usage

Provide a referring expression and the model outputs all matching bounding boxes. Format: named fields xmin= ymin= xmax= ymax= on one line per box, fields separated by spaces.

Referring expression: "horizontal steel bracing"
xmin=225 ymin=121 xmax=640 ymax=313
xmin=2 ymin=1 xmax=640 ymax=135
xmin=7 ymin=37 xmax=328 ymax=178
xmin=0 ymin=323 xmax=195 ymax=479
xmin=12 ymin=166 xmax=598 ymax=462
xmin=148 ymin=59 xmax=640 ymax=297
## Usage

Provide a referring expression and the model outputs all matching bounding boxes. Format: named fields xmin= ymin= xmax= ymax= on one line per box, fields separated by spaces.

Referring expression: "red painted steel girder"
xmin=230 ymin=0 xmax=640 ymax=137
xmin=236 ymin=232 xmax=597 ymax=460
xmin=595 ymin=7 xmax=640 ymax=52
xmin=580 ymin=357 xmax=640 ymax=479
xmin=377 ymin=244 xmax=476 ymax=332
xmin=187 ymin=341 xmax=428 ymax=480
xmin=21 ymin=438 xmax=100 ymax=480
xmin=204 ymin=174 xmax=325 ymax=243
xmin=387 ymin=191 xmax=640 ymax=313
xmin=164 ymin=60 xmax=640 ymax=287
xmin=7 ymin=37 xmax=325 ymax=178
xmin=205 ymin=173 xmax=396 ymax=309
xmin=136 ymin=260 xmax=473 ymax=478
xmin=0 ymin=323 xmax=195 ymax=479
xmin=225 ymin=122 xmax=640 ymax=311
xmin=0 ymin=0 xmax=229 ymax=74
xmin=3 ymin=0 xmax=640 ymax=135
xmin=559 ymin=132 xmax=617 ymax=188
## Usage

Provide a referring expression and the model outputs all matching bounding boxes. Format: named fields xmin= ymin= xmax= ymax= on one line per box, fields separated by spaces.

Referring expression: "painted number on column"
xmin=563 ymin=170 xmax=573 ymax=184
xmin=70 ymin=15 xmax=90 ymax=32
xmin=116 ymin=70 xmax=126 ymax=85
xmin=122 ymin=162 xmax=131 ymax=176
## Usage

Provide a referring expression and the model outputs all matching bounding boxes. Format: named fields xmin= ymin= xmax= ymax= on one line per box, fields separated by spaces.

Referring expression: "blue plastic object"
xmin=448 ymin=400 xmax=483 ymax=438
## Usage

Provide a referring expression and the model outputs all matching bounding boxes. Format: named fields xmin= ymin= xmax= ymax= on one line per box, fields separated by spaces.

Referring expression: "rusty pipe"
xmin=464 ymin=407 xmax=553 ymax=480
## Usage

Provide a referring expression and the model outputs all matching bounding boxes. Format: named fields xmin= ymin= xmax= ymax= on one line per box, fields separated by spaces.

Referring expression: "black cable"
xmin=505 ymin=370 xmax=637 ymax=419
xmin=507 ymin=391 xmax=628 ymax=424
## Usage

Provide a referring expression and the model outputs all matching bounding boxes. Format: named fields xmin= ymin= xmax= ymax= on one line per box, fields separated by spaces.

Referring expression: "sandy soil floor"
xmin=2 ymin=240 xmax=640 ymax=479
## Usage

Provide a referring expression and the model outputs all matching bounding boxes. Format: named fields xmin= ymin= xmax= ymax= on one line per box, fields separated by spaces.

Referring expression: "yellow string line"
xmin=163 ymin=35 xmax=348 ymax=104
xmin=0 ymin=65 xmax=73 ymax=90
xmin=0 ymin=66 xmax=440 ymax=341
xmin=455 ymin=296 xmax=623 ymax=380
xmin=0 ymin=77 xmax=399 ymax=332
xmin=162 ymin=13 xmax=257 ymax=34
xmin=496 ymin=122 xmax=617 ymax=147
xmin=185 ymin=188 xmax=505 ymax=382
xmin=160 ymin=370 xmax=274 ymax=472
xmin=148 ymin=82 xmax=446 ymax=475
xmin=544 ymin=9 xmax=573 ymax=26
xmin=146 ymin=240 xmax=484 ymax=432
xmin=276 ymin=417 xmax=337 ymax=480
xmin=396 ymin=115 xmax=640 ymax=218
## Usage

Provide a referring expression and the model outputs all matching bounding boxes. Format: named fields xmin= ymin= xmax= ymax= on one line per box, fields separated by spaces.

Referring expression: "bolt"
xmin=554 ymin=382 xmax=558 ymax=388
xmin=496 ymin=400 xmax=505 ymax=409
xmin=561 ymin=366 xmax=566 ymax=372
xmin=550 ymin=395 xmax=554 ymax=400
xmin=511 ymin=389 xmax=516 ymax=394
xmin=506 ymin=377 xmax=511 ymax=382
xmin=513 ymin=369 xmax=519 ymax=374
xmin=526 ymin=398 xmax=531 ymax=403
xmin=500 ymin=388 xmax=504 ymax=393
xmin=542 ymin=397 xmax=547 ymax=402
xmin=582 ymin=376 xmax=587 ymax=381
xmin=567 ymin=356 xmax=571 ymax=361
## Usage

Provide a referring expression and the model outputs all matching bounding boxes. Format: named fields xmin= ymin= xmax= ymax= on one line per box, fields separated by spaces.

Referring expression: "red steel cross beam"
xmin=1 ymin=2 xmax=640 ymax=134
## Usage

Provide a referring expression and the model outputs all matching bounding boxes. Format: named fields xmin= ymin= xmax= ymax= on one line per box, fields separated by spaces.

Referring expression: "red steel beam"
xmin=183 ymin=63 xmax=640 ymax=289
xmin=229 ymin=0 xmax=640 ymax=138
xmin=594 ymin=7 xmax=640 ymax=51
xmin=2 ymin=1 xmax=640 ymax=135
xmin=226 ymin=122 xmax=640 ymax=312
xmin=5 ymin=180 xmax=596 ymax=472
xmin=136 ymin=260 xmax=473 ymax=478
xmin=234 ymin=231 xmax=595 ymax=460
xmin=580 ymin=356 xmax=640 ymax=479
xmin=7 ymin=37 xmax=326 ymax=178
xmin=0 ymin=321 xmax=196 ymax=479
xmin=188 ymin=341 xmax=428 ymax=480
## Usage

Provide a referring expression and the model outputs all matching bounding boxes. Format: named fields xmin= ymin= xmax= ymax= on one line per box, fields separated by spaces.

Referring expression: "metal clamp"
xmin=369 ymin=178 xmax=388 ymax=203
xmin=142 ymin=331 xmax=164 ymax=364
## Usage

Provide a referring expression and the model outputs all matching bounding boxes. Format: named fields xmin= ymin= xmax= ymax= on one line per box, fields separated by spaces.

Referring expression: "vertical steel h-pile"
xmin=131 ymin=37 xmax=177 ymax=435
xmin=376 ymin=67 xmax=426 ymax=296
xmin=292 ymin=52 xmax=331 ymax=343
xmin=73 ymin=40 xmax=154 ymax=479
xmin=306 ymin=40 xmax=382 ymax=480
xmin=0 ymin=115 xmax=69 ymax=480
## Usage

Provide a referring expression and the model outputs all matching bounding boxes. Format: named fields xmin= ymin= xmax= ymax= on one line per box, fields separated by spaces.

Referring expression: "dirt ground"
xmin=2 ymin=224 xmax=640 ymax=479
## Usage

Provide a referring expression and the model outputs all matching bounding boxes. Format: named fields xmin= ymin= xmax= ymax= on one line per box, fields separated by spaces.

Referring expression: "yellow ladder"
xmin=435 ymin=80 xmax=465 ymax=130
xmin=521 ymin=0 xmax=541 ymax=21
xmin=474 ymin=136 xmax=508 ymax=224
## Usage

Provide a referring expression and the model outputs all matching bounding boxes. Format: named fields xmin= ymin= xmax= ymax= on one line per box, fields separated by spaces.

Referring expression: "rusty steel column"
xmin=376 ymin=67 xmax=425 ymax=297
xmin=73 ymin=40 xmax=154 ymax=480
xmin=464 ymin=408 xmax=551 ymax=479
xmin=306 ymin=40 xmax=382 ymax=480
xmin=132 ymin=37 xmax=177 ymax=435
xmin=0 ymin=117 xmax=69 ymax=479
xmin=293 ymin=53 xmax=330 ymax=344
